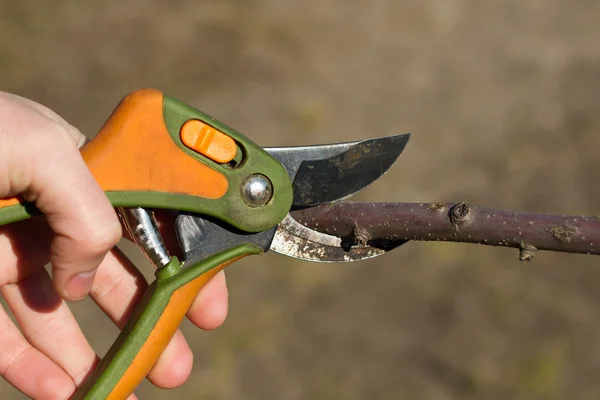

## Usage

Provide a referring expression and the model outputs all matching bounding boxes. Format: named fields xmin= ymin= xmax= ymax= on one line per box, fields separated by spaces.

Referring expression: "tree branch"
xmin=291 ymin=202 xmax=600 ymax=260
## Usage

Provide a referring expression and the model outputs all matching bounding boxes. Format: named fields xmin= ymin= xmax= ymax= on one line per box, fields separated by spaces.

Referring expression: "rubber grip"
xmin=72 ymin=244 xmax=260 ymax=400
xmin=105 ymin=263 xmax=228 ymax=400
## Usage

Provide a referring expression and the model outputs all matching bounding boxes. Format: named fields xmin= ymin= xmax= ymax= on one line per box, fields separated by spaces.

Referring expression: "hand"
xmin=0 ymin=92 xmax=228 ymax=399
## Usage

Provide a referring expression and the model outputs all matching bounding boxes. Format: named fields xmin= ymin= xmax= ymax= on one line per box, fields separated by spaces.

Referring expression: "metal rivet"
xmin=241 ymin=174 xmax=273 ymax=207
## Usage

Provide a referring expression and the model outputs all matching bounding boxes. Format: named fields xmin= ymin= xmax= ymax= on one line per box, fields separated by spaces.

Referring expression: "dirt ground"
xmin=1 ymin=1 xmax=600 ymax=399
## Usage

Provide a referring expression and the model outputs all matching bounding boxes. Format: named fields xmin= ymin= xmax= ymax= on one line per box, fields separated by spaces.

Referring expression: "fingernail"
xmin=65 ymin=269 xmax=97 ymax=301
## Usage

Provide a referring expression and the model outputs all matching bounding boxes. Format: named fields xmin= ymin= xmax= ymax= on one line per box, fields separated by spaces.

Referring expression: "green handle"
xmin=72 ymin=243 xmax=262 ymax=400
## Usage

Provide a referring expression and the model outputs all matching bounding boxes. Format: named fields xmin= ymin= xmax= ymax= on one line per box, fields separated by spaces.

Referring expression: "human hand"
xmin=0 ymin=92 xmax=228 ymax=399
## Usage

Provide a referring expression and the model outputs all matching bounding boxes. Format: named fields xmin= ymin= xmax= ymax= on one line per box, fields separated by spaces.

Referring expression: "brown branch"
xmin=291 ymin=202 xmax=600 ymax=260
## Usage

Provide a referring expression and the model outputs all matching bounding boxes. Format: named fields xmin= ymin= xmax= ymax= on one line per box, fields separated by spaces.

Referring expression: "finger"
xmin=0 ymin=268 xmax=98 ymax=387
xmin=0 ymin=204 xmax=222 ymax=390
xmin=0 ymin=218 xmax=52 ymax=286
xmin=90 ymin=249 xmax=193 ymax=389
xmin=186 ymin=270 xmax=229 ymax=330
xmin=0 ymin=302 xmax=75 ymax=400
xmin=33 ymin=131 xmax=122 ymax=301
xmin=0 ymin=221 xmax=118 ymax=398
xmin=5 ymin=92 xmax=87 ymax=147
xmin=148 ymin=329 xmax=193 ymax=389
xmin=0 ymin=97 xmax=122 ymax=301
xmin=0 ymin=268 xmax=137 ymax=399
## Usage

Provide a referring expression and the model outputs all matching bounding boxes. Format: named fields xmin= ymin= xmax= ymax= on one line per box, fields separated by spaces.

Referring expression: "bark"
xmin=291 ymin=202 xmax=600 ymax=261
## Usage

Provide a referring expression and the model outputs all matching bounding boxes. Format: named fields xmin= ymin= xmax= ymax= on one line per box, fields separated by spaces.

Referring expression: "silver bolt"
xmin=241 ymin=174 xmax=273 ymax=207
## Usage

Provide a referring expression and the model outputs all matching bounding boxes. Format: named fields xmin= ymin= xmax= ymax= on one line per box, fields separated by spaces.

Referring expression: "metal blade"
xmin=265 ymin=133 xmax=410 ymax=207
xmin=269 ymin=214 xmax=405 ymax=262
xmin=175 ymin=212 xmax=276 ymax=266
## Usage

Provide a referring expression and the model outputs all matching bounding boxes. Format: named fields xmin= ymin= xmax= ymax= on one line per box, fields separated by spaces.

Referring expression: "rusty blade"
xmin=270 ymin=214 xmax=402 ymax=262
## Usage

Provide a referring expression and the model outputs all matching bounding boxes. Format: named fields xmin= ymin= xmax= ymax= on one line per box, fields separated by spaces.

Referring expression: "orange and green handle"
xmin=0 ymin=88 xmax=293 ymax=232
xmin=0 ymin=90 xmax=295 ymax=399
xmin=72 ymin=244 xmax=262 ymax=400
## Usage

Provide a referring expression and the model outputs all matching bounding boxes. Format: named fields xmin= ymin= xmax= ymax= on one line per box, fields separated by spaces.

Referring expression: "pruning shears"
xmin=0 ymin=89 xmax=410 ymax=399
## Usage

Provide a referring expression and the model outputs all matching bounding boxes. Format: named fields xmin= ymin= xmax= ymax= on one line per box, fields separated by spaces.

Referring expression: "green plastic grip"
xmin=72 ymin=243 xmax=262 ymax=399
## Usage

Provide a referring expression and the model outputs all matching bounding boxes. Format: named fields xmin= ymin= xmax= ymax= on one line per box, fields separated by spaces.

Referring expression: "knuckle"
xmin=0 ymin=344 xmax=33 ymax=378
xmin=38 ymin=125 xmax=79 ymax=160
xmin=78 ymin=218 xmax=122 ymax=256
xmin=88 ymin=229 xmax=121 ymax=255
xmin=28 ymin=367 xmax=76 ymax=400
xmin=90 ymin=268 xmax=127 ymax=301
xmin=70 ymin=360 xmax=97 ymax=387
xmin=40 ymin=378 xmax=75 ymax=400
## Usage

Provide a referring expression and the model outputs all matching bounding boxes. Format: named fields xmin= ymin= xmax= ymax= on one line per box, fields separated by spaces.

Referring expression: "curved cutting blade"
xmin=265 ymin=133 xmax=410 ymax=207
xmin=270 ymin=214 xmax=405 ymax=262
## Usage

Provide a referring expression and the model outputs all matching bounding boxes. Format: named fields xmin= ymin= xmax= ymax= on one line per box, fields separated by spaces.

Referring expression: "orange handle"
xmin=0 ymin=89 xmax=229 ymax=212
xmin=105 ymin=264 xmax=227 ymax=399
xmin=82 ymin=89 xmax=228 ymax=199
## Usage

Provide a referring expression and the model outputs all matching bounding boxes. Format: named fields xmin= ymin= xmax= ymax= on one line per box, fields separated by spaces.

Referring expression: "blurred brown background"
xmin=1 ymin=1 xmax=600 ymax=399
